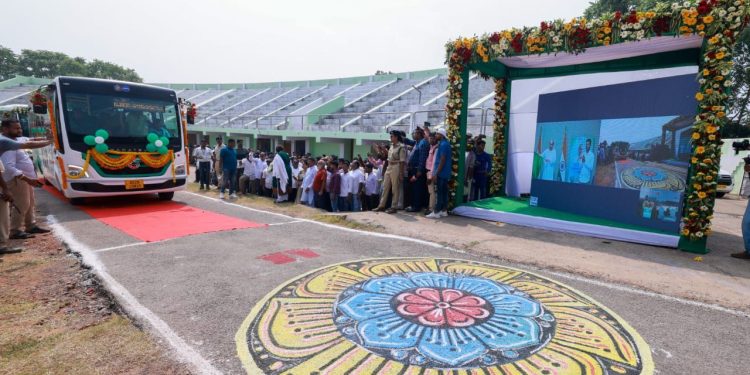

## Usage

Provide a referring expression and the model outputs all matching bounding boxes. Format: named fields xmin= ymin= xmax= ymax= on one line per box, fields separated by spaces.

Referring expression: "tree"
xmin=86 ymin=59 xmax=141 ymax=82
xmin=0 ymin=46 xmax=18 ymax=81
xmin=583 ymin=0 xmax=659 ymax=18
xmin=726 ymin=29 xmax=750 ymax=135
xmin=0 ymin=45 xmax=142 ymax=83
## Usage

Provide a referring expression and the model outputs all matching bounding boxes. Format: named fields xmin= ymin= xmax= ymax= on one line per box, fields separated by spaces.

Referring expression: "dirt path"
xmin=0 ymin=217 xmax=190 ymax=375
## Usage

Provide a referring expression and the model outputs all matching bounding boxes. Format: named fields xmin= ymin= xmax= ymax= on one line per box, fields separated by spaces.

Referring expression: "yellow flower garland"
xmin=66 ymin=149 xmax=176 ymax=183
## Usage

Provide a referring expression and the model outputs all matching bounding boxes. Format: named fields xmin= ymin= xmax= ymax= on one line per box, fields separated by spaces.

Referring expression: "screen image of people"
xmin=639 ymin=188 xmax=681 ymax=223
xmin=533 ymin=120 xmax=598 ymax=184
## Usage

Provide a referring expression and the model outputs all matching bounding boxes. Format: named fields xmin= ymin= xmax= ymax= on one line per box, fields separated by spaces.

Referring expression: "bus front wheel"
xmin=158 ymin=192 xmax=174 ymax=201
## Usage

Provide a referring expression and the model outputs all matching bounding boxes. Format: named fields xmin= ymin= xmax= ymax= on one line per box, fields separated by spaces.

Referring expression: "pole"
xmin=454 ymin=69 xmax=470 ymax=208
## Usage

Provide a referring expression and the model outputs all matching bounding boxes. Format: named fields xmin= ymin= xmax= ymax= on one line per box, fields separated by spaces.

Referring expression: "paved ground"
xmin=350 ymin=197 xmax=750 ymax=313
xmin=37 ymin=190 xmax=749 ymax=374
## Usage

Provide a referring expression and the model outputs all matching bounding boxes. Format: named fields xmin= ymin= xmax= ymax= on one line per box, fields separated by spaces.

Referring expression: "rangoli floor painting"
xmin=236 ymin=258 xmax=652 ymax=375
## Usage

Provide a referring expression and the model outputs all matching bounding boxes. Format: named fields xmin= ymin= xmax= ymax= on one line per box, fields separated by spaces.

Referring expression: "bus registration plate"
xmin=125 ymin=180 xmax=145 ymax=190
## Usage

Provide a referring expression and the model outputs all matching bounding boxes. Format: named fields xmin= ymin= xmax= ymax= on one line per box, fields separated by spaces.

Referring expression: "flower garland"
xmin=444 ymin=0 xmax=750 ymax=242
xmin=445 ymin=39 xmax=471 ymax=209
xmin=489 ymin=78 xmax=508 ymax=196
xmin=71 ymin=149 xmax=176 ymax=182
xmin=29 ymin=89 xmax=47 ymax=106
xmin=682 ymin=0 xmax=747 ymax=240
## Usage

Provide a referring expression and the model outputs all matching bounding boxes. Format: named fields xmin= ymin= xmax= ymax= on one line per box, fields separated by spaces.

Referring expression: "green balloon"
xmin=84 ymin=135 xmax=96 ymax=146
xmin=95 ymin=129 xmax=109 ymax=139
xmin=159 ymin=137 xmax=169 ymax=146
xmin=146 ymin=143 xmax=156 ymax=153
xmin=95 ymin=143 xmax=109 ymax=154
xmin=158 ymin=146 xmax=168 ymax=155
xmin=146 ymin=133 xmax=158 ymax=142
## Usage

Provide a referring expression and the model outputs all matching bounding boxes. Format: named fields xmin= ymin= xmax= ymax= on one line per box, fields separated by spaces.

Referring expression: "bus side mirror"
xmin=32 ymin=105 xmax=48 ymax=115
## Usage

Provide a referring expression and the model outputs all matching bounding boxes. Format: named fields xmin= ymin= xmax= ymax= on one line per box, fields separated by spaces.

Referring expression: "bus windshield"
xmin=61 ymin=91 xmax=181 ymax=152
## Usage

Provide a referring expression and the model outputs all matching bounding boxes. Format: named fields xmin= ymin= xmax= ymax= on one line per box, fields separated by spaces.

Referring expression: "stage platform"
xmin=453 ymin=197 xmax=679 ymax=248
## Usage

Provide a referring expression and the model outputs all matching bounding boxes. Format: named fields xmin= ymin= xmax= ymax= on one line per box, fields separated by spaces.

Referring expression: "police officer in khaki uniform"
xmin=373 ymin=130 xmax=407 ymax=214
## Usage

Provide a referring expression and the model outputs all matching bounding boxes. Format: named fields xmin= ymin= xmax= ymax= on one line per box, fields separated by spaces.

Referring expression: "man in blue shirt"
xmin=406 ymin=127 xmax=429 ymax=212
xmin=472 ymin=140 xmax=492 ymax=201
xmin=219 ymin=139 xmax=238 ymax=199
xmin=427 ymin=128 xmax=452 ymax=219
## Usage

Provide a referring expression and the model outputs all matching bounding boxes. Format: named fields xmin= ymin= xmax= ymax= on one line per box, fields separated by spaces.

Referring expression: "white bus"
xmin=30 ymin=77 xmax=188 ymax=204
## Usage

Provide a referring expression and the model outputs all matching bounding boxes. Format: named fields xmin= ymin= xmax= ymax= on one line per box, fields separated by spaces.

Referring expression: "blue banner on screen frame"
xmin=530 ymin=74 xmax=698 ymax=234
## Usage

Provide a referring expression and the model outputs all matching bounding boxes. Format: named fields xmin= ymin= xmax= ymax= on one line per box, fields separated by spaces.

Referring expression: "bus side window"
xmin=51 ymin=93 xmax=65 ymax=153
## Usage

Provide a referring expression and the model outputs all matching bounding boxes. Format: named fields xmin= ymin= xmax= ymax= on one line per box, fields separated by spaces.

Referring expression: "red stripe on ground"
xmin=257 ymin=252 xmax=296 ymax=265
xmin=286 ymin=249 xmax=319 ymax=258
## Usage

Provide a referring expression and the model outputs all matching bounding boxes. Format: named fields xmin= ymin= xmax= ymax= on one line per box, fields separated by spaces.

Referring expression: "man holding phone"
xmin=0 ymin=119 xmax=50 ymax=240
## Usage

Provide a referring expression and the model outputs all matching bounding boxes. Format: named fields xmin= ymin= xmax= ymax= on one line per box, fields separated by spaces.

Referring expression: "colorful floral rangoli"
xmin=237 ymin=258 xmax=653 ymax=374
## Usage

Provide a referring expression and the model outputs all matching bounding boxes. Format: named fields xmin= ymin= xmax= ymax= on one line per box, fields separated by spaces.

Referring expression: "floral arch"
xmin=443 ymin=0 xmax=749 ymax=253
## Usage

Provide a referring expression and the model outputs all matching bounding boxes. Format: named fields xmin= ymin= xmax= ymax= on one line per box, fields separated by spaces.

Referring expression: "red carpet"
xmin=41 ymin=186 xmax=266 ymax=242
xmin=79 ymin=200 xmax=266 ymax=242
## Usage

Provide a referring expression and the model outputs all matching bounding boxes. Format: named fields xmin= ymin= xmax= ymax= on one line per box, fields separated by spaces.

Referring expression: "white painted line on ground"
xmin=541 ymin=268 xmax=750 ymax=319
xmin=47 ymin=215 xmax=223 ymax=375
xmin=95 ymin=241 xmax=149 ymax=253
xmin=183 ymin=191 xmax=750 ymax=319
xmin=185 ymin=191 xmax=465 ymax=253
xmin=268 ymin=220 xmax=305 ymax=226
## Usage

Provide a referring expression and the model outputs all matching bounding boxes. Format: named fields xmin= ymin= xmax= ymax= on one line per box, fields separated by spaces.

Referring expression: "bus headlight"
xmin=175 ymin=165 xmax=186 ymax=175
xmin=67 ymin=165 xmax=89 ymax=178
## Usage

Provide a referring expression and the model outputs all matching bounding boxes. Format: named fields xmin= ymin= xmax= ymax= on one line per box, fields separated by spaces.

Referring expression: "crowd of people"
xmin=0 ymin=119 xmax=53 ymax=259
xmin=193 ymin=123 xmax=493 ymax=218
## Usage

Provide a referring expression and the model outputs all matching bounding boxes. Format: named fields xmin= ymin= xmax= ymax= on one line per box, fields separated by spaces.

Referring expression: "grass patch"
xmin=0 ymin=337 xmax=41 ymax=357
xmin=0 ymin=316 xmax=187 ymax=374
xmin=310 ymin=214 xmax=384 ymax=232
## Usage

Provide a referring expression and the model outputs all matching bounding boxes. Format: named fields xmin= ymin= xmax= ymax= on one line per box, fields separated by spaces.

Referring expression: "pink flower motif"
xmin=395 ymin=288 xmax=490 ymax=328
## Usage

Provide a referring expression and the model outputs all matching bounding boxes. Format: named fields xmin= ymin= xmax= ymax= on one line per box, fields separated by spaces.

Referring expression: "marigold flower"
xmin=694 ymin=183 xmax=702 ymax=190
xmin=695 ymin=93 xmax=704 ymax=101
xmin=696 ymin=146 xmax=706 ymax=154
xmin=703 ymin=15 xmax=714 ymax=24
xmin=698 ymin=192 xmax=707 ymax=199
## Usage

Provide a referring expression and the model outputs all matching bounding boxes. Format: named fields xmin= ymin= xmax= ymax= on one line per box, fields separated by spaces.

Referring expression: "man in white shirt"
xmin=540 ymin=140 xmax=557 ymax=181
xmin=193 ymin=139 xmax=213 ymax=190
xmin=0 ymin=120 xmax=49 ymax=240
xmin=364 ymin=163 xmax=380 ymax=210
xmin=579 ymin=139 xmax=596 ymax=184
xmin=253 ymin=152 xmax=265 ymax=195
xmin=290 ymin=158 xmax=302 ymax=203
xmin=239 ymin=153 xmax=256 ymax=195
xmin=300 ymin=158 xmax=317 ymax=206
xmin=348 ymin=160 xmax=365 ymax=212
xmin=338 ymin=161 xmax=353 ymax=212
xmin=263 ymin=160 xmax=274 ymax=197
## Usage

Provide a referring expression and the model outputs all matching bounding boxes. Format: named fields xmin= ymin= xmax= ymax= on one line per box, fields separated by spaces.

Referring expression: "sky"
xmin=1 ymin=0 xmax=592 ymax=84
